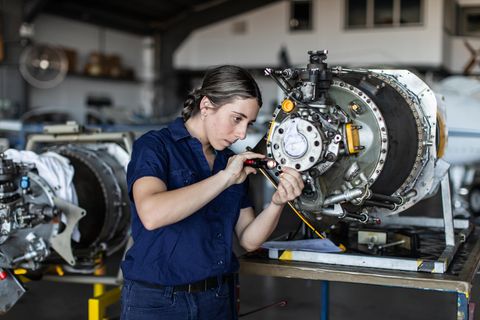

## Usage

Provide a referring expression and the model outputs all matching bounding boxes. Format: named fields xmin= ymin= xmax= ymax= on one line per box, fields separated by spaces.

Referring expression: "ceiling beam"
xmin=156 ymin=0 xmax=281 ymax=55
xmin=154 ymin=0 xmax=281 ymax=116
xmin=155 ymin=0 xmax=280 ymax=32
xmin=73 ymin=0 xmax=180 ymax=22
xmin=24 ymin=0 xmax=51 ymax=23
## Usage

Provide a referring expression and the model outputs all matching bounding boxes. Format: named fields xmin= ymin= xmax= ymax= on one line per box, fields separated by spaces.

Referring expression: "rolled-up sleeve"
xmin=127 ymin=133 xmax=168 ymax=201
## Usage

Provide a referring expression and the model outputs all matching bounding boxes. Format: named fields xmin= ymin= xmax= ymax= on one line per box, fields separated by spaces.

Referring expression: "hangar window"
xmin=290 ymin=0 xmax=313 ymax=31
xmin=400 ymin=0 xmax=422 ymax=24
xmin=374 ymin=0 xmax=394 ymax=26
xmin=346 ymin=0 xmax=423 ymax=29
xmin=458 ymin=7 xmax=480 ymax=36
xmin=347 ymin=0 xmax=367 ymax=27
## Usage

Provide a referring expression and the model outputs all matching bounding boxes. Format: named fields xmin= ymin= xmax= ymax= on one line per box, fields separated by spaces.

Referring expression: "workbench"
xmin=239 ymin=228 xmax=480 ymax=320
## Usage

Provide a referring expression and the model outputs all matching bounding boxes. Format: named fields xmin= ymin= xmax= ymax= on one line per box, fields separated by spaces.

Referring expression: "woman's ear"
xmin=199 ymin=96 xmax=210 ymax=112
xmin=200 ymin=96 xmax=212 ymax=110
xmin=199 ymin=96 xmax=210 ymax=120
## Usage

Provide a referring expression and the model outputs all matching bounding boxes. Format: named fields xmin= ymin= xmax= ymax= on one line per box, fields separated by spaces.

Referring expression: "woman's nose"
xmin=236 ymin=124 xmax=248 ymax=140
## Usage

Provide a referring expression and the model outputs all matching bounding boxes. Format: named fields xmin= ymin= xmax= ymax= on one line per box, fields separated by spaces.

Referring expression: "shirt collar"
xmin=168 ymin=117 xmax=231 ymax=159
xmin=168 ymin=117 xmax=191 ymax=142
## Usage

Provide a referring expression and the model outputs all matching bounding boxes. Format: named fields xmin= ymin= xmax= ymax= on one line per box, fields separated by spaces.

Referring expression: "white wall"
xmin=30 ymin=14 xmax=148 ymax=123
xmin=175 ymin=0 xmax=445 ymax=69
xmin=457 ymin=0 xmax=480 ymax=5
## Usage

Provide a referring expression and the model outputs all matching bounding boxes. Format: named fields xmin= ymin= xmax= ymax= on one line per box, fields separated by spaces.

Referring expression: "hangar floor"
xmin=3 ymin=195 xmax=480 ymax=320
xmin=3 ymin=270 xmax=478 ymax=320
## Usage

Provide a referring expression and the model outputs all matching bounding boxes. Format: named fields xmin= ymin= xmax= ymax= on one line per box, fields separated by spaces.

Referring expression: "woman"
xmin=121 ymin=65 xmax=304 ymax=320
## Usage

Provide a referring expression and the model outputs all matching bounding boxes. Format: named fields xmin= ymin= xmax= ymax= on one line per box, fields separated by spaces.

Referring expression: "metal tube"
xmin=364 ymin=200 xmax=396 ymax=210
xmin=320 ymin=204 xmax=345 ymax=217
xmin=264 ymin=68 xmax=291 ymax=96
xmin=345 ymin=212 xmax=368 ymax=223
xmin=43 ymin=275 xmax=121 ymax=285
xmin=370 ymin=193 xmax=403 ymax=204
xmin=323 ymin=188 xmax=363 ymax=206
xmin=441 ymin=174 xmax=455 ymax=247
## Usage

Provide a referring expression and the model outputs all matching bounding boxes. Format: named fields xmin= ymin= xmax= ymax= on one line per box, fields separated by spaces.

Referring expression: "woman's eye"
xmin=233 ymin=116 xmax=242 ymax=123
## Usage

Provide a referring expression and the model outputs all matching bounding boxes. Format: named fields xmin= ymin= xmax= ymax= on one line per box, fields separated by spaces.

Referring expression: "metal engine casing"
xmin=0 ymin=128 xmax=132 ymax=314
xmin=0 ymin=156 xmax=65 ymax=269
xmin=265 ymin=50 xmax=444 ymax=230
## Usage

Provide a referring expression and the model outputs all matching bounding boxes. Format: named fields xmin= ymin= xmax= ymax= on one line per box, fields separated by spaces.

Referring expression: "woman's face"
xmin=202 ymin=97 xmax=260 ymax=150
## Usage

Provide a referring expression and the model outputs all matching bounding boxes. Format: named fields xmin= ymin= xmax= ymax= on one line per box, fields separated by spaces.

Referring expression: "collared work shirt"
xmin=121 ymin=117 xmax=252 ymax=286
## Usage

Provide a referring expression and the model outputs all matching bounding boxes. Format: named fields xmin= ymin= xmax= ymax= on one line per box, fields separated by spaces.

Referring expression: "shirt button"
xmin=217 ymin=260 xmax=224 ymax=265
xmin=216 ymin=233 xmax=223 ymax=239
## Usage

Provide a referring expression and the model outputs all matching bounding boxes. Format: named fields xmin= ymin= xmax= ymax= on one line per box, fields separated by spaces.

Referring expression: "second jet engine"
xmin=0 ymin=127 xmax=132 ymax=314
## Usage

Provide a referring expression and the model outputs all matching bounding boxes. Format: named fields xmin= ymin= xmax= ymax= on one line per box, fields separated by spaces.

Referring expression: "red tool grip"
xmin=243 ymin=158 xmax=277 ymax=169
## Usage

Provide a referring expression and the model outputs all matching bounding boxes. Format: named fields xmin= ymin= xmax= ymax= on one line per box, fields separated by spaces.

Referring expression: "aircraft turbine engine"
xmin=265 ymin=50 xmax=446 ymax=231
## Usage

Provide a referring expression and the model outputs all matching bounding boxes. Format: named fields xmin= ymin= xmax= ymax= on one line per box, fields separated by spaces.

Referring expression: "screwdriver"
xmin=244 ymin=158 xmax=278 ymax=170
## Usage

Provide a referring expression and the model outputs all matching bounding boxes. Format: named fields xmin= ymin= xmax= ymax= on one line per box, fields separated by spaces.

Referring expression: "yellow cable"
xmin=286 ymin=202 xmax=325 ymax=239
xmin=258 ymin=168 xmax=325 ymax=239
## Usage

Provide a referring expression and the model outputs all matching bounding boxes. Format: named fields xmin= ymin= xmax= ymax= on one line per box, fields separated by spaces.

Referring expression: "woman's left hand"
xmin=271 ymin=167 xmax=305 ymax=206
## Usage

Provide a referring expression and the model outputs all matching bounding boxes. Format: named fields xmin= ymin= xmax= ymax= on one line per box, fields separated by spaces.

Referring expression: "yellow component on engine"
xmin=14 ymin=269 xmax=30 ymax=284
xmin=281 ymin=99 xmax=295 ymax=113
xmin=14 ymin=268 xmax=27 ymax=275
xmin=55 ymin=265 xmax=64 ymax=276
xmin=266 ymin=120 xmax=276 ymax=143
xmin=345 ymin=123 xmax=361 ymax=154
xmin=436 ymin=111 xmax=447 ymax=158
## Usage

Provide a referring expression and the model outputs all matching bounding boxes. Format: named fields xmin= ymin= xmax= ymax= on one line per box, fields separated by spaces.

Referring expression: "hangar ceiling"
xmin=24 ymin=0 xmax=281 ymax=36
xmin=22 ymin=0 xmax=281 ymax=115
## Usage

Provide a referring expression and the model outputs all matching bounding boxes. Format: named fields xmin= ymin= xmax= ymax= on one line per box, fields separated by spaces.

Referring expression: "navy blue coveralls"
xmin=121 ymin=117 xmax=252 ymax=320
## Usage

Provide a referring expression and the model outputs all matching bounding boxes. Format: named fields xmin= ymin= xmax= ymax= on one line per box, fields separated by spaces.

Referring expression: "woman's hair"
xmin=182 ymin=65 xmax=262 ymax=121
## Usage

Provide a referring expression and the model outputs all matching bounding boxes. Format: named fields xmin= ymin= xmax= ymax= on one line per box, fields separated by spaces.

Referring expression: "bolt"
xmin=325 ymin=153 xmax=336 ymax=162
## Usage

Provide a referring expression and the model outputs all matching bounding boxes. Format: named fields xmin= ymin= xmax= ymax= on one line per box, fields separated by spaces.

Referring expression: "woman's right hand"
xmin=222 ymin=151 xmax=265 ymax=186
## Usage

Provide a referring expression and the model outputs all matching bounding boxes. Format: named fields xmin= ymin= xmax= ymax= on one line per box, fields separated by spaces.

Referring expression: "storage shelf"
xmin=67 ymin=72 xmax=141 ymax=83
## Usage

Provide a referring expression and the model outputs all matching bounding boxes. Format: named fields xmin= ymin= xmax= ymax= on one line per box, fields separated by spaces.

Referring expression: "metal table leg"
xmin=457 ymin=291 xmax=470 ymax=320
xmin=321 ymin=281 xmax=329 ymax=320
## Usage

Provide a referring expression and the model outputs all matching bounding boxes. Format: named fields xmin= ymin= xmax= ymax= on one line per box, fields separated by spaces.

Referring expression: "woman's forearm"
xmin=136 ymin=171 xmax=231 ymax=230
xmin=238 ymin=202 xmax=285 ymax=251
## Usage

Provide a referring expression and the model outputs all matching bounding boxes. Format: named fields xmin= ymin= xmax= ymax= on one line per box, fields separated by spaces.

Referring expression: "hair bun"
xmin=182 ymin=90 xmax=202 ymax=121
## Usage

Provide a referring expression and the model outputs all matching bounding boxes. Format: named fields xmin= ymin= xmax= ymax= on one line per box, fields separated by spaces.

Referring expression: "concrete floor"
xmin=2 ymin=273 xmax=477 ymax=320
xmin=239 ymin=275 xmax=461 ymax=320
